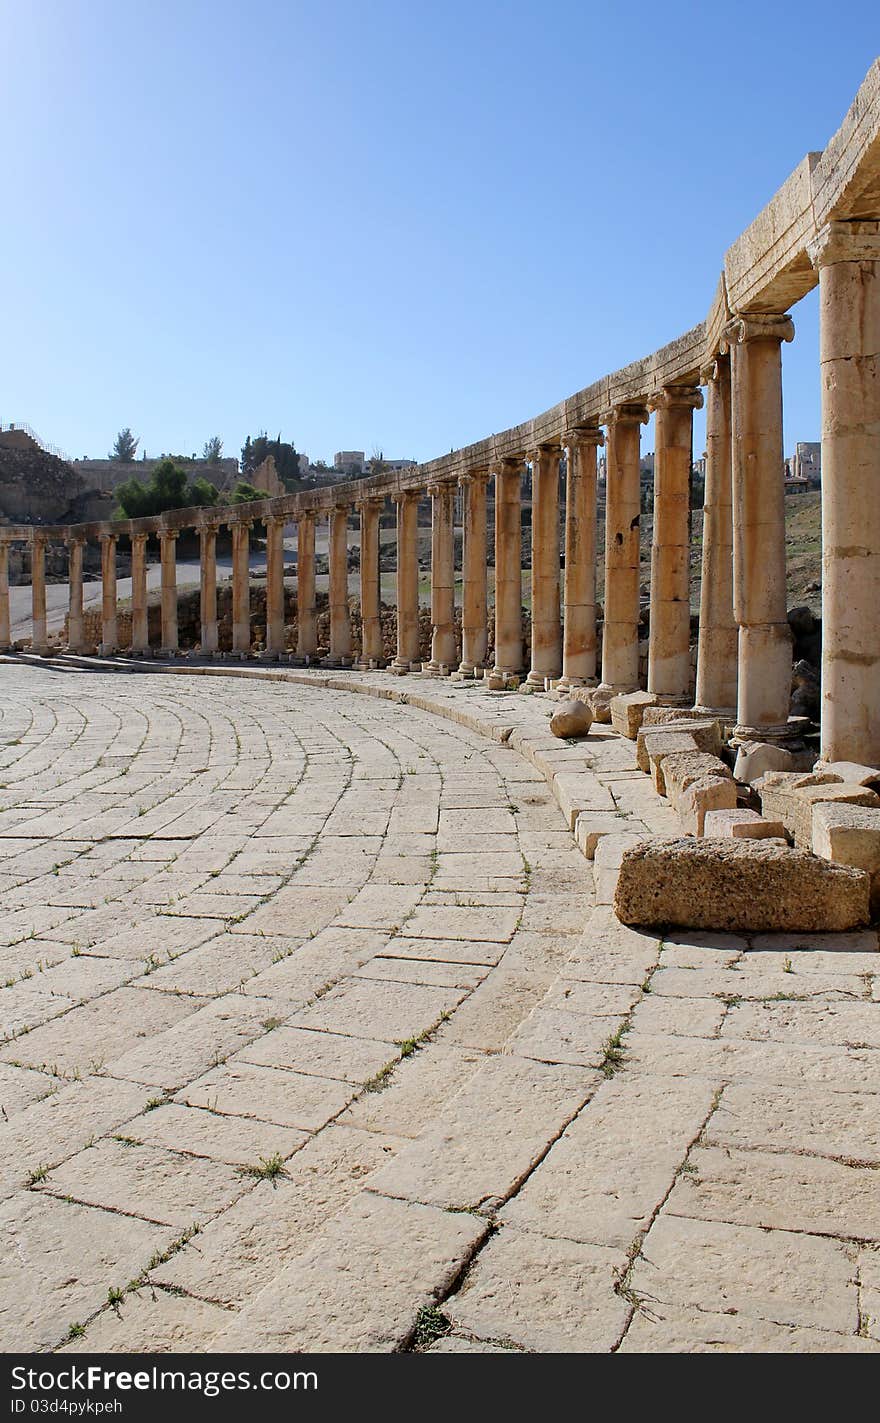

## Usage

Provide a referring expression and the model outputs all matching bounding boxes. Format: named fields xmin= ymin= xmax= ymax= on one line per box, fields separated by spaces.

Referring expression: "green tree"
xmin=203 ymin=436 xmax=223 ymax=464
xmin=110 ymin=427 xmax=139 ymax=462
xmin=241 ymin=430 xmax=302 ymax=491
xmin=115 ymin=459 xmax=219 ymax=519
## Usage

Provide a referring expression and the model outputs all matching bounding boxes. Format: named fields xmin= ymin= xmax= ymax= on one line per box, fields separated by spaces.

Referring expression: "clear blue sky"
xmin=2 ymin=1 xmax=877 ymax=467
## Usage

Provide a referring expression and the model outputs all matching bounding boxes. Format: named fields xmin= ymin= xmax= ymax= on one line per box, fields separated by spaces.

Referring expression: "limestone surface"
xmin=549 ymin=697 xmax=594 ymax=739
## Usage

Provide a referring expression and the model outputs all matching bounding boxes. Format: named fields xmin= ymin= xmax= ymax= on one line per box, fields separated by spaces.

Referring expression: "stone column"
xmin=357 ymin=496 xmax=384 ymax=667
xmin=325 ymin=505 xmax=352 ymax=664
xmin=0 ymin=538 xmax=11 ymax=650
xmin=231 ymin=518 xmax=252 ymax=655
xmin=198 ymin=520 xmax=219 ymax=655
xmin=159 ymin=528 xmax=179 ymax=655
xmin=559 ymin=428 xmax=602 ymax=691
xmin=296 ymin=513 xmax=317 ymax=659
xmin=130 ymin=533 xmax=149 ymax=654
xmin=391 ymin=490 xmax=421 ymax=671
xmin=694 ymin=356 xmax=738 ymax=717
xmin=599 ymin=403 xmax=648 ymax=694
xmin=30 ymin=532 xmax=48 ymax=655
xmin=457 ymin=470 xmax=489 ymax=676
xmin=66 ymin=535 xmax=86 ymax=654
xmin=647 ymin=384 xmax=702 ymax=703
xmin=526 ymin=444 xmax=562 ymax=687
xmin=425 ymin=478 xmax=457 ymax=674
xmin=264 ymin=516 xmax=286 ymax=658
xmin=725 ymin=313 xmax=794 ymax=741
xmin=99 ymin=533 xmax=118 ymax=655
xmin=810 ymin=221 xmax=880 ymax=766
xmin=491 ymin=458 xmax=524 ymax=678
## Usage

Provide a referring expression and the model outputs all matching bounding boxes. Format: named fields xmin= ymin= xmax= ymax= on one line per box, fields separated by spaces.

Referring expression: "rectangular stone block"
xmin=574 ymin=811 xmax=646 ymax=859
xmin=661 ymin=751 xmax=732 ymax=807
xmin=823 ymin=761 xmax=880 ymax=788
xmin=812 ymin=801 xmax=880 ymax=917
xmin=637 ymin=719 xmax=721 ymax=774
xmin=677 ymin=775 xmax=738 ymax=836
xmin=610 ymin=691 xmax=658 ymax=740
xmin=703 ymin=808 xmax=787 ymax=840
xmin=614 ymin=837 xmax=870 ymax=932
xmin=760 ymin=781 xmax=880 ymax=849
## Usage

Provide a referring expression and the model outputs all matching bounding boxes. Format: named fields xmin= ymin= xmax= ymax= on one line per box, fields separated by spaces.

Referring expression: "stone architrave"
xmin=391 ymin=490 xmax=421 ymax=671
xmin=457 ymin=471 xmax=489 ymax=676
xmin=425 ymin=479 xmax=456 ymax=674
xmin=99 ymin=532 xmax=118 ymax=655
xmin=809 ymin=221 xmax=880 ymax=768
xmin=598 ymin=403 xmax=648 ymax=695
xmin=723 ymin=312 xmax=795 ymax=742
xmin=198 ymin=520 xmax=220 ymax=655
xmin=296 ymin=514 xmax=317 ymax=659
xmin=558 ymin=428 xmax=602 ymax=692
xmin=647 ymin=384 xmax=702 ymax=704
xmin=526 ymin=444 xmax=562 ymax=687
xmin=694 ymin=355 xmax=738 ymax=717
xmin=130 ymin=533 xmax=150 ymax=653
xmin=66 ymin=535 xmax=87 ymax=654
xmin=159 ymin=528 xmax=179 ymax=654
xmin=491 ymin=457 xmax=524 ymax=679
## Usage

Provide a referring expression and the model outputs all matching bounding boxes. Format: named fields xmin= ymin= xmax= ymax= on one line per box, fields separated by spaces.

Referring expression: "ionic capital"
xmin=601 ymin=402 xmax=649 ymax=429
xmin=158 ymin=527 xmax=180 ymax=542
xmin=426 ymin=478 xmax=456 ymax=499
xmin=390 ymin=488 xmax=422 ymax=506
xmin=647 ymin=383 xmax=703 ymax=414
xmin=98 ymin=530 xmax=117 ymax=545
xmin=562 ymin=427 xmax=604 ymax=452
xmin=64 ymin=532 xmax=87 ymax=549
xmin=699 ymin=353 xmax=730 ymax=386
xmin=721 ymin=312 xmax=794 ymax=351
xmin=808 ymin=219 xmax=880 ymax=269
xmin=458 ymin=468 xmax=489 ymax=490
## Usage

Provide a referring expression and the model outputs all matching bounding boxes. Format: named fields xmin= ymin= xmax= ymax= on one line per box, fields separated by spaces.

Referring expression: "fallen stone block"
xmin=676 ymin=774 xmax=738 ymax=835
xmin=585 ymin=687 xmax=615 ymax=723
xmin=703 ymin=808 xmax=787 ymax=840
xmin=822 ymin=761 xmax=880 ymax=788
xmin=574 ymin=810 xmax=648 ymax=859
xmin=661 ymin=751 xmax=733 ymax=808
xmin=812 ymin=802 xmax=880 ymax=918
xmin=610 ymin=691 xmax=658 ymax=739
xmin=759 ymin=780 xmax=880 ymax=849
xmin=640 ymin=731 xmax=699 ymax=787
xmin=733 ymin=740 xmax=795 ymax=784
xmin=549 ymin=698 xmax=594 ymax=739
xmin=641 ymin=707 xmax=710 ymax=728
xmin=552 ymin=774 xmax=616 ymax=831
xmin=614 ymin=837 xmax=870 ymax=932
xmin=636 ymin=719 xmax=721 ymax=773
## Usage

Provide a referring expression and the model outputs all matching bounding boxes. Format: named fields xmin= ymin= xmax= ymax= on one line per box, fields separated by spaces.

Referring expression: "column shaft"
xmin=231 ymin=520 xmax=251 ymax=654
xmin=99 ymin=535 xmax=118 ymax=655
xmin=326 ymin=506 xmax=352 ymax=662
xmin=728 ymin=313 xmax=794 ymax=739
xmin=0 ymin=540 xmax=10 ymax=649
xmin=66 ymin=538 xmax=86 ymax=653
xmin=648 ymin=385 xmax=701 ymax=702
xmin=695 ymin=357 xmax=738 ymax=715
xmin=159 ymin=530 xmax=179 ymax=653
xmin=426 ymin=480 xmax=456 ymax=673
xmin=198 ymin=525 xmax=218 ymax=654
xmin=296 ymin=515 xmax=317 ymax=658
xmin=525 ymin=447 xmax=562 ymax=686
xmin=560 ymin=430 xmax=601 ymax=688
xmin=392 ymin=491 xmax=421 ymax=670
xmin=130 ymin=535 xmax=149 ymax=653
xmin=358 ymin=499 xmax=383 ymax=666
xmin=492 ymin=460 xmax=523 ymax=676
xmin=31 ymin=534 xmax=48 ymax=654
xmin=458 ymin=472 xmax=488 ymax=675
xmin=265 ymin=518 xmax=286 ymax=656
xmin=600 ymin=404 xmax=648 ymax=692
xmin=812 ymin=221 xmax=880 ymax=765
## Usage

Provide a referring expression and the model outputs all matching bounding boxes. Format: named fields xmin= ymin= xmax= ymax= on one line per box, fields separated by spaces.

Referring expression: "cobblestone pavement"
xmin=0 ymin=661 xmax=878 ymax=1354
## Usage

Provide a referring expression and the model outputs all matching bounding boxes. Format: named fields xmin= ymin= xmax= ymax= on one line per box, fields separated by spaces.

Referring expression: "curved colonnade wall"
xmin=2 ymin=62 xmax=879 ymax=766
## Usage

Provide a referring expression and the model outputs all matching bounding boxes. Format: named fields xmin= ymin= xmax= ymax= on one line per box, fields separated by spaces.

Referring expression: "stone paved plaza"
xmin=0 ymin=661 xmax=877 ymax=1353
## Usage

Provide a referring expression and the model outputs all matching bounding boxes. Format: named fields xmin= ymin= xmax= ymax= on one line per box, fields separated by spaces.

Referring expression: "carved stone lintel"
xmin=720 ymin=312 xmax=794 ymax=352
xmin=808 ymin=219 xmax=880 ymax=269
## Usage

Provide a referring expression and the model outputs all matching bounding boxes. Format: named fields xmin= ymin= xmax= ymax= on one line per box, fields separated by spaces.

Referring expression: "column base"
xmin=731 ymin=719 xmax=806 ymax=747
xmin=693 ymin=703 xmax=737 ymax=723
xmin=555 ymin=676 xmax=598 ymax=697
xmin=98 ymin=644 xmax=117 ymax=658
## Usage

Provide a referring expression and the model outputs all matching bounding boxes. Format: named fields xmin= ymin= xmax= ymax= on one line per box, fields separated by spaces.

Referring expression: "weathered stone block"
xmin=812 ymin=802 xmax=880 ymax=917
xmin=585 ymin=687 xmax=615 ymax=724
xmin=760 ymin=780 xmax=880 ymax=849
xmin=661 ymin=751 xmax=733 ymax=808
xmin=610 ymin=691 xmax=658 ymax=740
xmin=637 ymin=720 xmax=721 ymax=774
xmin=641 ymin=732 xmax=699 ymax=789
xmin=677 ymin=775 xmax=738 ymax=836
xmin=614 ymin=837 xmax=870 ymax=932
xmin=733 ymin=741 xmax=795 ymax=784
xmin=703 ymin=809 xmax=787 ymax=840
xmin=550 ymin=698 xmax=593 ymax=739
xmin=822 ymin=761 xmax=880 ymax=788
xmin=641 ymin=707 xmax=710 ymax=728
